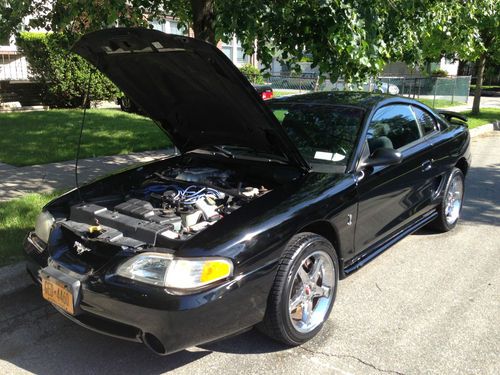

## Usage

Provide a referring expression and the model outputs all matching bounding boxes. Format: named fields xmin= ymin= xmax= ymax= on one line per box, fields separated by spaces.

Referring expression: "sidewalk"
xmin=439 ymin=96 xmax=500 ymax=112
xmin=0 ymin=150 xmax=170 ymax=202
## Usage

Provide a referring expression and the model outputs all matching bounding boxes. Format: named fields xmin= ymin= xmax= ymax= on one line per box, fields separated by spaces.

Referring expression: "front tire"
xmin=119 ymin=96 xmax=137 ymax=113
xmin=430 ymin=167 xmax=465 ymax=232
xmin=259 ymin=233 xmax=338 ymax=346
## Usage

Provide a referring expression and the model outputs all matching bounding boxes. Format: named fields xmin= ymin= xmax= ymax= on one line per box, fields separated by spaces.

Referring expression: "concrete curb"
xmin=0 ymin=105 xmax=50 ymax=113
xmin=469 ymin=121 xmax=500 ymax=138
xmin=0 ymin=124 xmax=498 ymax=297
xmin=0 ymin=261 xmax=33 ymax=297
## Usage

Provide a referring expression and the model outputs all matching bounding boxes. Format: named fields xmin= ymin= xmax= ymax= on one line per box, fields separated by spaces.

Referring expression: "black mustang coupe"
xmin=24 ymin=28 xmax=471 ymax=355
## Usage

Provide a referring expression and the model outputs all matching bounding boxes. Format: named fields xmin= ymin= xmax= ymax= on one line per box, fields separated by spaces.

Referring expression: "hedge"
xmin=16 ymin=32 xmax=119 ymax=108
xmin=240 ymin=63 xmax=265 ymax=84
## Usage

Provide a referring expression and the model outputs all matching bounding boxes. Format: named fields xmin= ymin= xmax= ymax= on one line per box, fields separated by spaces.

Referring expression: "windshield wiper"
xmin=229 ymin=147 xmax=289 ymax=164
xmin=190 ymin=145 xmax=235 ymax=158
xmin=211 ymin=145 xmax=236 ymax=158
xmin=194 ymin=145 xmax=288 ymax=164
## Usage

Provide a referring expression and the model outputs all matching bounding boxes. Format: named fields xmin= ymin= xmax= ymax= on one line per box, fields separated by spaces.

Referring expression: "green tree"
xmin=0 ymin=0 xmax=30 ymax=44
xmin=415 ymin=0 xmax=499 ymax=114
xmin=3 ymin=0 xmax=495 ymax=95
xmin=1 ymin=0 xmax=397 ymax=82
xmin=468 ymin=1 xmax=499 ymax=114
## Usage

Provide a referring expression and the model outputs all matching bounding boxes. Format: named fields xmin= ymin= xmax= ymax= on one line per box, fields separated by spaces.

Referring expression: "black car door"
xmin=354 ymin=104 xmax=435 ymax=254
xmin=411 ymin=104 xmax=460 ymax=187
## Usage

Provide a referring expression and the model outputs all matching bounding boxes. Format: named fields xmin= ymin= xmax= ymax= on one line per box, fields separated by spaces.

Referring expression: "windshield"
xmin=269 ymin=103 xmax=364 ymax=173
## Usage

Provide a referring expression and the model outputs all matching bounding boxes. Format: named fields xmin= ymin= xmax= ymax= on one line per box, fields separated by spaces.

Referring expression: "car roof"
xmin=268 ymin=91 xmax=420 ymax=111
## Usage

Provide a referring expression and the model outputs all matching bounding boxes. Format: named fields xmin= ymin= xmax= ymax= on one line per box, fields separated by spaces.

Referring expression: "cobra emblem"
xmin=74 ymin=241 xmax=91 ymax=255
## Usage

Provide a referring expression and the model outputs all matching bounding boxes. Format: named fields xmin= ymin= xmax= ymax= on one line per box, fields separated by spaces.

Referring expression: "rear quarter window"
xmin=412 ymin=106 xmax=438 ymax=134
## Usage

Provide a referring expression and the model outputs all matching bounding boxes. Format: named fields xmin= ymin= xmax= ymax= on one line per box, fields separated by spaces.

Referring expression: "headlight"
xmin=116 ymin=252 xmax=233 ymax=290
xmin=34 ymin=211 xmax=55 ymax=243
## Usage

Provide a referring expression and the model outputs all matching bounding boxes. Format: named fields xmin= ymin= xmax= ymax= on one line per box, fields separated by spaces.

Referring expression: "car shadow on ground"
xmin=413 ymin=162 xmax=499 ymax=236
xmin=0 ymin=285 xmax=287 ymax=375
xmin=460 ymin=163 xmax=500 ymax=225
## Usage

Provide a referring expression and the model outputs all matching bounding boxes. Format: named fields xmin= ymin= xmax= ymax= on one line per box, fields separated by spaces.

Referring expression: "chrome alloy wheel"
xmin=288 ymin=250 xmax=335 ymax=333
xmin=445 ymin=174 xmax=464 ymax=225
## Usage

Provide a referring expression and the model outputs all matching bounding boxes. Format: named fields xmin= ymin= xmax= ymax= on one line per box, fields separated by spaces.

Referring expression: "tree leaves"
xmin=2 ymin=0 xmax=498 ymax=83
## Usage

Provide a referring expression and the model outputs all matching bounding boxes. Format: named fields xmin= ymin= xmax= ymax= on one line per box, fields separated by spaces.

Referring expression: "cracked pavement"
xmin=0 ymin=132 xmax=499 ymax=375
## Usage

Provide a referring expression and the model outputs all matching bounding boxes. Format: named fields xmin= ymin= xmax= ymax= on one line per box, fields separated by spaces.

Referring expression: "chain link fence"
xmin=245 ymin=73 xmax=471 ymax=107
xmin=245 ymin=73 xmax=319 ymax=94
xmin=379 ymin=76 xmax=471 ymax=106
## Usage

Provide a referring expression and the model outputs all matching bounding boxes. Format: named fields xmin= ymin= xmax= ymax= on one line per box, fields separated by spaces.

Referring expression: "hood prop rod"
xmin=75 ymin=70 xmax=94 ymax=202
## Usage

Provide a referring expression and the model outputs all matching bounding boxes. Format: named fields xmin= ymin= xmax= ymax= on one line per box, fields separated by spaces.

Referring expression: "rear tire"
xmin=258 ymin=233 xmax=338 ymax=346
xmin=429 ymin=167 xmax=465 ymax=232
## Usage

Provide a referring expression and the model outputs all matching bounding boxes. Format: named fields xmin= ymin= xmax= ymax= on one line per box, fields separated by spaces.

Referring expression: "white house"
xmin=0 ymin=37 xmax=29 ymax=81
xmin=382 ymin=58 xmax=459 ymax=77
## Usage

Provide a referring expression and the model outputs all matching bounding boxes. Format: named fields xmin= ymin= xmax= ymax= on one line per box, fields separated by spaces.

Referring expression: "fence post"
xmin=433 ymin=78 xmax=439 ymax=108
xmin=314 ymin=76 xmax=319 ymax=92
xmin=451 ymin=77 xmax=457 ymax=104
xmin=467 ymin=75 xmax=472 ymax=104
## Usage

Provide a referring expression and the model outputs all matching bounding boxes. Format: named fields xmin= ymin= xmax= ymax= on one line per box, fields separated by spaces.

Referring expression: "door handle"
xmin=421 ymin=160 xmax=432 ymax=172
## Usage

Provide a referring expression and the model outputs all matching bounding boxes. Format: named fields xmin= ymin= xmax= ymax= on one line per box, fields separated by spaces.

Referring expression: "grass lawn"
xmin=470 ymin=85 xmax=500 ymax=91
xmin=0 ymin=193 xmax=58 ymax=267
xmin=459 ymin=108 xmax=500 ymax=129
xmin=273 ymin=90 xmax=309 ymax=97
xmin=416 ymin=98 xmax=467 ymax=108
xmin=0 ymin=109 xmax=171 ymax=167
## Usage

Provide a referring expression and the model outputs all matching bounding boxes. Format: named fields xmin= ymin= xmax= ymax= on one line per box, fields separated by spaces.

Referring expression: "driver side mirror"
xmin=361 ymin=147 xmax=402 ymax=168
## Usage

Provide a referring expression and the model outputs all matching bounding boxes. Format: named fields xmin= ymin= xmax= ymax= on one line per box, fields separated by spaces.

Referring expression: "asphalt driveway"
xmin=0 ymin=132 xmax=498 ymax=375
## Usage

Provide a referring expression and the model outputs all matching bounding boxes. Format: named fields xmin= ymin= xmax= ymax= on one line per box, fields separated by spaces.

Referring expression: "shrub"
xmin=17 ymin=32 xmax=119 ymax=108
xmin=431 ymin=69 xmax=448 ymax=77
xmin=239 ymin=63 xmax=265 ymax=84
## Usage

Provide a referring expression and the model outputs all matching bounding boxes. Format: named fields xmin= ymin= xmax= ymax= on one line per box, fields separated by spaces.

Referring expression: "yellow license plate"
xmin=42 ymin=277 xmax=74 ymax=315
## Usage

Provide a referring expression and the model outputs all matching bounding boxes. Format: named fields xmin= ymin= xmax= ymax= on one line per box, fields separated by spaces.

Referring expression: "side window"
xmin=412 ymin=106 xmax=437 ymax=134
xmin=367 ymin=105 xmax=422 ymax=152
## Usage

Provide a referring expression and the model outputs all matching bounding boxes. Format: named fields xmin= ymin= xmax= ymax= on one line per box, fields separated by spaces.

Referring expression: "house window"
xmin=151 ymin=21 xmax=165 ymax=32
xmin=222 ymin=45 xmax=232 ymax=60
xmin=169 ymin=21 xmax=185 ymax=35
xmin=236 ymin=46 xmax=249 ymax=63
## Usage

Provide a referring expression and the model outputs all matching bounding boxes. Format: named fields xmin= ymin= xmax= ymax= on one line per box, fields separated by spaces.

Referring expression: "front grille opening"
xmin=48 ymin=225 xmax=125 ymax=273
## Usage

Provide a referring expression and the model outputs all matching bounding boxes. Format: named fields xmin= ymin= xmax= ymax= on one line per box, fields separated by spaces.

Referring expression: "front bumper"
xmin=24 ymin=232 xmax=276 ymax=354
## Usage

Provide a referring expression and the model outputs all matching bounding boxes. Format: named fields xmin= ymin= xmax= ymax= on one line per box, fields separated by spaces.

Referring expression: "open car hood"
xmin=73 ymin=28 xmax=309 ymax=170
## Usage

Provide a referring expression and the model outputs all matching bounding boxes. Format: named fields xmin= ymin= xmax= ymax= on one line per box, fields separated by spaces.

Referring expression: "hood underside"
xmin=72 ymin=28 xmax=308 ymax=170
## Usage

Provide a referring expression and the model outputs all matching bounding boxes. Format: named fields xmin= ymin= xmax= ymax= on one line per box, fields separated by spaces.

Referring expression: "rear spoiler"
xmin=437 ymin=110 xmax=468 ymax=123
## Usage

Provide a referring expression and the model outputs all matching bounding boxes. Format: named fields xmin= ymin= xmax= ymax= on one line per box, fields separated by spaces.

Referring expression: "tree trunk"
xmin=472 ymin=53 xmax=487 ymax=115
xmin=190 ymin=0 xmax=216 ymax=44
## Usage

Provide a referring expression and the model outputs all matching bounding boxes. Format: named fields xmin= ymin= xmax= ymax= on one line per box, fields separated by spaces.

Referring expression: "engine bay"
xmin=64 ymin=165 xmax=270 ymax=246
